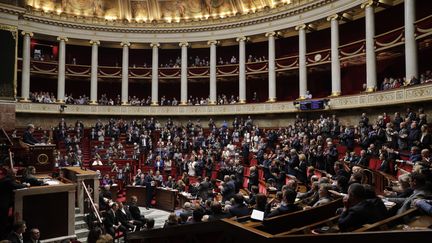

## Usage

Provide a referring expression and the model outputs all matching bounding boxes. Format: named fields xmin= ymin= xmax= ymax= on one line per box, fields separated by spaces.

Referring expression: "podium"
xmin=14 ymin=181 xmax=75 ymax=240
xmin=29 ymin=144 xmax=56 ymax=173
xmin=62 ymin=167 xmax=100 ymax=214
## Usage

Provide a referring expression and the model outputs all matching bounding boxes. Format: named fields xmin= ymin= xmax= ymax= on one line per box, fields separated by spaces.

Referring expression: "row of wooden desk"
xmin=125 ymin=186 xmax=183 ymax=211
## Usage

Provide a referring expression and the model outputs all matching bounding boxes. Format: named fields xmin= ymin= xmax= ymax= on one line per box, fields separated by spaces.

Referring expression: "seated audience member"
xmin=22 ymin=166 xmax=45 ymax=187
xmin=312 ymin=184 xmax=333 ymax=207
xmin=116 ymin=201 xmax=143 ymax=231
xmin=24 ymin=228 xmax=41 ymax=243
xmin=7 ymin=221 xmax=27 ymax=243
xmin=179 ymin=202 xmax=194 ymax=223
xmin=144 ymin=218 xmax=155 ymax=230
xmin=387 ymin=172 xmax=432 ymax=214
xmin=86 ymin=204 xmax=103 ymax=230
xmin=128 ymin=196 xmax=146 ymax=226
xmin=86 ymin=226 xmax=103 ymax=243
xmin=23 ymin=124 xmax=40 ymax=145
xmin=229 ymin=193 xmax=250 ymax=218
xmin=414 ymin=199 xmax=432 ymax=215
xmin=163 ymin=213 xmax=179 ymax=228
xmin=338 ymin=183 xmax=387 ymax=231
xmin=207 ymin=201 xmax=229 ymax=221
xmin=383 ymin=174 xmax=413 ymax=198
xmin=103 ymin=202 xmax=128 ymax=239
xmin=266 ymin=188 xmax=302 ymax=218
xmin=185 ymin=208 xmax=205 ymax=224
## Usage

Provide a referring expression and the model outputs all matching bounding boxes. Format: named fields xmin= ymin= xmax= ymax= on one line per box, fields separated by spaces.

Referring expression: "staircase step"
xmin=75 ymin=213 xmax=86 ymax=222
xmin=75 ymin=228 xmax=89 ymax=239
xmin=75 ymin=220 xmax=88 ymax=230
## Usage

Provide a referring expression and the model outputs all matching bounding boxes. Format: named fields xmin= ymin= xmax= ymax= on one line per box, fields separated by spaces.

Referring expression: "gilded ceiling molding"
xmin=5 ymin=0 xmax=337 ymax=34
xmin=150 ymin=42 xmax=160 ymax=48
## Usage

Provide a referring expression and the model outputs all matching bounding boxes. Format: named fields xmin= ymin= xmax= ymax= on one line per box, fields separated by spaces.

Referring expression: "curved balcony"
xmin=15 ymin=83 xmax=432 ymax=116
xmin=16 ymin=14 xmax=432 ymax=81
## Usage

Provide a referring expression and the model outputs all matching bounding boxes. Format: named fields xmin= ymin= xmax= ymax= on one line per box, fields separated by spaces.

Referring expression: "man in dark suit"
xmin=266 ymin=188 xmax=302 ymax=218
xmin=104 ymin=202 xmax=128 ymax=239
xmin=128 ymin=196 xmax=146 ymax=226
xmin=229 ymin=194 xmax=250 ymax=218
xmin=197 ymin=177 xmax=210 ymax=201
xmin=221 ymin=175 xmax=235 ymax=203
xmin=144 ymin=171 xmax=154 ymax=209
xmin=356 ymin=150 xmax=369 ymax=167
xmin=23 ymin=124 xmax=39 ymax=145
xmin=24 ymin=228 xmax=41 ymax=243
xmin=6 ymin=220 xmax=27 ymax=243
xmin=338 ymin=183 xmax=387 ymax=231
xmin=116 ymin=201 xmax=143 ymax=231
xmin=0 ymin=168 xmax=26 ymax=239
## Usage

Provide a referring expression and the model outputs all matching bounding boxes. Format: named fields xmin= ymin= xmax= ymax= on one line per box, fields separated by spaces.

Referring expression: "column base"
xmin=179 ymin=101 xmax=188 ymax=106
xmin=365 ymin=87 xmax=375 ymax=93
xmin=56 ymin=99 xmax=65 ymax=104
xmin=297 ymin=96 xmax=306 ymax=100
xmin=208 ymin=101 xmax=217 ymax=105
xmin=239 ymin=99 xmax=246 ymax=104
xmin=121 ymin=101 xmax=130 ymax=106
xmin=151 ymin=101 xmax=159 ymax=106
xmin=266 ymin=98 xmax=276 ymax=103
xmin=330 ymin=91 xmax=341 ymax=97
xmin=20 ymin=98 xmax=31 ymax=102
xmin=90 ymin=100 xmax=98 ymax=105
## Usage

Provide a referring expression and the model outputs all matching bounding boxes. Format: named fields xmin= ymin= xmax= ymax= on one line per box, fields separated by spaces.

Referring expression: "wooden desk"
xmin=14 ymin=182 xmax=75 ymax=241
xmin=62 ymin=167 xmax=99 ymax=214
xmin=155 ymin=188 xmax=178 ymax=211
xmin=126 ymin=186 xmax=178 ymax=211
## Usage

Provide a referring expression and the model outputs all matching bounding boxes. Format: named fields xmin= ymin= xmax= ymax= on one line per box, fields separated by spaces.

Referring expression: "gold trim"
xmin=239 ymin=99 xmax=246 ymax=104
xmin=179 ymin=101 xmax=187 ymax=106
xmin=0 ymin=24 xmax=17 ymax=32
xmin=208 ymin=101 xmax=217 ymax=105
xmin=37 ymin=154 xmax=49 ymax=164
xmin=56 ymin=99 xmax=65 ymax=104
xmin=366 ymin=87 xmax=375 ymax=92
xmin=151 ymin=101 xmax=159 ymax=106
xmin=266 ymin=98 xmax=276 ymax=102
xmin=330 ymin=91 xmax=341 ymax=97
xmin=297 ymin=96 xmax=306 ymax=100
xmin=20 ymin=98 xmax=31 ymax=102
xmin=90 ymin=100 xmax=98 ymax=105
xmin=121 ymin=101 xmax=130 ymax=105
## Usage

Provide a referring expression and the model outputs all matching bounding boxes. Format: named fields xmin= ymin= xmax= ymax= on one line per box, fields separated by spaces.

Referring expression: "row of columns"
xmin=20 ymin=0 xmax=418 ymax=104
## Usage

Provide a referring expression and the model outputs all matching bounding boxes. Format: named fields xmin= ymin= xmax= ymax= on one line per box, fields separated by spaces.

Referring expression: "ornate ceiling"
xmin=24 ymin=0 xmax=299 ymax=22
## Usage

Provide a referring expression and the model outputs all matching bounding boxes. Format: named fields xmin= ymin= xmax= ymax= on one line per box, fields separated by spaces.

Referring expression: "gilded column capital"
xmin=21 ymin=31 xmax=33 ymax=37
xmin=327 ymin=14 xmax=342 ymax=22
xmin=236 ymin=36 xmax=249 ymax=42
xmin=150 ymin=43 xmax=160 ymax=48
xmin=265 ymin=31 xmax=280 ymax=38
xmin=179 ymin=42 xmax=189 ymax=47
xmin=295 ymin=24 xmax=307 ymax=31
xmin=207 ymin=40 xmax=219 ymax=46
xmin=361 ymin=0 xmax=378 ymax=9
xmin=120 ymin=41 xmax=131 ymax=47
xmin=57 ymin=36 xmax=68 ymax=42
xmin=90 ymin=40 xmax=100 ymax=45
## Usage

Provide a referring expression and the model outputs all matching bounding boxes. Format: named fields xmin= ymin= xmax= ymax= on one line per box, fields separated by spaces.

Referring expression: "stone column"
xmin=296 ymin=25 xmax=307 ymax=99
xmin=120 ymin=42 xmax=130 ymax=105
xmin=208 ymin=40 xmax=218 ymax=104
xmin=21 ymin=31 xmax=33 ymax=102
xmin=405 ymin=0 xmax=418 ymax=81
xmin=89 ymin=40 xmax=100 ymax=104
xmin=236 ymin=37 xmax=247 ymax=103
xmin=362 ymin=1 xmax=377 ymax=92
xmin=179 ymin=42 xmax=189 ymax=105
xmin=57 ymin=36 xmax=68 ymax=103
xmin=328 ymin=15 xmax=342 ymax=96
xmin=266 ymin=32 xmax=277 ymax=102
xmin=151 ymin=43 xmax=160 ymax=105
